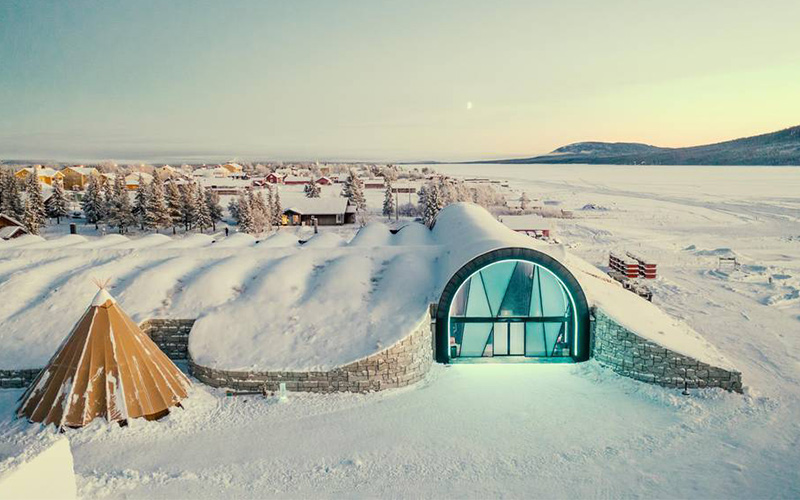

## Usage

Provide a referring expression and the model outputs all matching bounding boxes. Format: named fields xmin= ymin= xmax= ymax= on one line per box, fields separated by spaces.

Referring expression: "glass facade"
xmin=448 ymin=259 xmax=575 ymax=360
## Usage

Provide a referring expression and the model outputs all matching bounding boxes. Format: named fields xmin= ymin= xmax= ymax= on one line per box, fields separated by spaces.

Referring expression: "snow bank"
xmin=302 ymin=232 xmax=345 ymax=248
xmin=0 ymin=436 xmax=77 ymax=500
xmin=393 ymin=223 xmax=434 ymax=246
xmin=22 ymin=234 xmax=88 ymax=249
xmin=258 ymin=231 xmax=299 ymax=248
xmin=108 ymin=233 xmax=171 ymax=249
xmin=214 ymin=233 xmax=256 ymax=248
xmin=160 ymin=233 xmax=215 ymax=249
xmin=348 ymin=222 xmax=392 ymax=247
xmin=72 ymin=234 xmax=129 ymax=249
xmin=0 ymin=235 xmax=44 ymax=248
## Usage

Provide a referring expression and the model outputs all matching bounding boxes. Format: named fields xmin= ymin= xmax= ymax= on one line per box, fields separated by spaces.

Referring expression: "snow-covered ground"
xmin=1 ymin=164 xmax=799 ymax=498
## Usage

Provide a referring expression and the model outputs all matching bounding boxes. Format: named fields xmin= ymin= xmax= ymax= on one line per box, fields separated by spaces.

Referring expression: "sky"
xmin=1 ymin=0 xmax=799 ymax=163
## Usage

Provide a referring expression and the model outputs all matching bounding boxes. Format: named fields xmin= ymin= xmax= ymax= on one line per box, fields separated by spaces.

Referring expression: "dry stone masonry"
xmin=190 ymin=311 xmax=434 ymax=393
xmin=591 ymin=307 xmax=743 ymax=393
xmin=139 ymin=319 xmax=195 ymax=361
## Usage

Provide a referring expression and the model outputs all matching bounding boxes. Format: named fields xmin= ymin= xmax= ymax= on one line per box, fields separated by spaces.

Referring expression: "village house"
xmin=360 ymin=177 xmax=385 ymax=189
xmin=0 ymin=213 xmax=28 ymax=240
xmin=60 ymin=166 xmax=100 ymax=190
xmin=316 ymin=176 xmax=333 ymax=185
xmin=283 ymin=198 xmax=356 ymax=226
xmin=125 ymin=172 xmax=154 ymax=190
xmin=221 ymin=163 xmax=244 ymax=175
xmin=14 ymin=166 xmax=63 ymax=186
xmin=265 ymin=172 xmax=283 ymax=184
xmin=282 ymin=175 xmax=311 ymax=185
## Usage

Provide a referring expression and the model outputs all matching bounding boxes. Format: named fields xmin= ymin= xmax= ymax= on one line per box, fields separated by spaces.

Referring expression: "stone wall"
xmin=139 ymin=319 xmax=194 ymax=361
xmin=592 ymin=307 xmax=743 ymax=393
xmin=0 ymin=368 xmax=40 ymax=389
xmin=190 ymin=310 xmax=434 ymax=393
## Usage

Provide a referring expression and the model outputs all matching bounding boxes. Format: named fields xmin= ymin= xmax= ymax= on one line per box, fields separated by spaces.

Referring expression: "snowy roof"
xmin=284 ymin=197 xmax=349 ymax=216
xmin=0 ymin=203 xmax=735 ymax=374
xmin=18 ymin=167 xmax=59 ymax=177
xmin=283 ymin=175 xmax=310 ymax=183
xmin=62 ymin=166 xmax=97 ymax=176
xmin=0 ymin=226 xmax=26 ymax=240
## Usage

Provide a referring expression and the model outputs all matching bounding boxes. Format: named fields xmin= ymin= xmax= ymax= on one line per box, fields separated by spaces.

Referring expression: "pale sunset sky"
xmin=1 ymin=0 xmax=799 ymax=162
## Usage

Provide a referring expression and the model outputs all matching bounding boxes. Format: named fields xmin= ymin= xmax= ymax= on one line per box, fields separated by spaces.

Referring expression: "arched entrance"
xmin=435 ymin=248 xmax=590 ymax=363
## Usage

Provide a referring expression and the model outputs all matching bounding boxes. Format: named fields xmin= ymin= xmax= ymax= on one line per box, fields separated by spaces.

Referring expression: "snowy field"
xmin=2 ymin=164 xmax=800 ymax=498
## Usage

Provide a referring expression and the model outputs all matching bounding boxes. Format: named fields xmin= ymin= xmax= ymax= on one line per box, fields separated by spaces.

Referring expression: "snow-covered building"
xmin=14 ymin=166 xmax=63 ymax=186
xmin=0 ymin=204 xmax=742 ymax=394
xmin=124 ymin=172 xmax=154 ymax=190
xmin=60 ymin=166 xmax=100 ymax=190
xmin=0 ymin=214 xmax=28 ymax=240
xmin=283 ymin=198 xmax=356 ymax=226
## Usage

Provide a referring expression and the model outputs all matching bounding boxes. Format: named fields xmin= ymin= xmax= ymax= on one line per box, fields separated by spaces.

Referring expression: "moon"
xmin=466 ymin=101 xmax=473 ymax=110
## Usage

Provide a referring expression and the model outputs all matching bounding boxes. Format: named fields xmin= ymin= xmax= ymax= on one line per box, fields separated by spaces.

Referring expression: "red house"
xmin=283 ymin=175 xmax=310 ymax=185
xmin=316 ymin=176 xmax=332 ymax=185
xmin=265 ymin=173 xmax=283 ymax=184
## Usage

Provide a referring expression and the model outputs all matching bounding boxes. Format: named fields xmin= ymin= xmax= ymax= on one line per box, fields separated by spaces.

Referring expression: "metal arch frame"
xmin=435 ymin=247 xmax=591 ymax=363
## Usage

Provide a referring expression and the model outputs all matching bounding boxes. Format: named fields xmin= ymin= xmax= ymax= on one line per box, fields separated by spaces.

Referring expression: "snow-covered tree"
xmin=270 ymin=185 xmax=282 ymax=227
xmin=382 ymin=179 xmax=395 ymax=219
xmin=107 ymin=175 xmax=135 ymax=233
xmin=101 ymin=177 xmax=114 ymax=223
xmin=235 ymin=194 xmax=254 ymax=233
xmin=519 ymin=192 xmax=530 ymax=211
xmin=304 ymin=178 xmax=321 ymax=198
xmin=81 ymin=175 xmax=105 ymax=228
xmin=180 ymin=184 xmax=198 ymax=231
xmin=422 ymin=183 xmax=443 ymax=228
xmin=227 ymin=196 xmax=239 ymax=223
xmin=47 ymin=178 xmax=69 ymax=224
xmin=340 ymin=170 xmax=354 ymax=199
xmin=24 ymin=174 xmax=47 ymax=231
xmin=133 ymin=174 xmax=150 ymax=230
xmin=249 ymin=190 xmax=268 ymax=234
xmin=22 ymin=198 xmax=42 ymax=235
xmin=146 ymin=174 xmax=170 ymax=232
xmin=195 ymin=184 xmax=213 ymax=232
xmin=205 ymin=189 xmax=223 ymax=231
xmin=349 ymin=175 xmax=366 ymax=213
xmin=165 ymin=180 xmax=183 ymax=234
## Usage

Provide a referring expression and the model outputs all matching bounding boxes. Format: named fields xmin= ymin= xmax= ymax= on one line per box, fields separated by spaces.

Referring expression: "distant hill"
xmin=482 ymin=125 xmax=800 ymax=166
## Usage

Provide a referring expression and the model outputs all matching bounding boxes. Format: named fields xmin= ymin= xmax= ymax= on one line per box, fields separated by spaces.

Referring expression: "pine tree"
xmin=205 ymin=189 xmax=223 ymax=231
xmin=519 ymin=192 xmax=530 ymax=211
xmin=180 ymin=184 xmax=198 ymax=231
xmin=382 ymin=179 xmax=395 ymax=218
xmin=270 ymin=185 xmax=282 ymax=227
xmin=423 ymin=182 xmax=443 ymax=228
xmin=108 ymin=175 xmax=135 ymax=233
xmin=304 ymin=178 xmax=321 ymax=198
xmin=23 ymin=198 xmax=42 ymax=235
xmin=248 ymin=190 xmax=268 ymax=234
xmin=24 ymin=174 xmax=47 ymax=230
xmin=165 ymin=180 xmax=183 ymax=234
xmin=236 ymin=194 xmax=254 ymax=233
xmin=349 ymin=175 xmax=367 ymax=212
xmin=146 ymin=174 xmax=170 ymax=232
xmin=0 ymin=170 xmax=24 ymax=221
xmin=341 ymin=170 xmax=354 ymax=199
xmin=227 ymin=197 xmax=239 ymax=223
xmin=47 ymin=178 xmax=69 ymax=224
xmin=195 ymin=184 xmax=213 ymax=232
xmin=81 ymin=175 xmax=104 ymax=228
xmin=101 ymin=177 xmax=114 ymax=223
xmin=133 ymin=174 xmax=150 ymax=229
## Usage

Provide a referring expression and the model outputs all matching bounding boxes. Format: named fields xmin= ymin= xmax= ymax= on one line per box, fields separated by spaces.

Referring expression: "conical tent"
xmin=17 ymin=288 xmax=191 ymax=428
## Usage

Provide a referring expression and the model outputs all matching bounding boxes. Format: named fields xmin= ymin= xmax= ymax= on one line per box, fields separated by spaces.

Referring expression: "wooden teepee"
xmin=17 ymin=286 xmax=191 ymax=428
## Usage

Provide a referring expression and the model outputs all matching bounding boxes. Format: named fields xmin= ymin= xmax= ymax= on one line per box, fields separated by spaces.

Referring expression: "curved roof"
xmin=0 ymin=203 xmax=734 ymax=372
